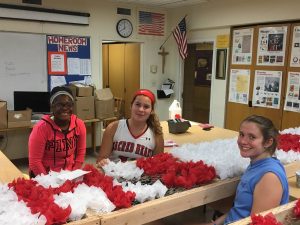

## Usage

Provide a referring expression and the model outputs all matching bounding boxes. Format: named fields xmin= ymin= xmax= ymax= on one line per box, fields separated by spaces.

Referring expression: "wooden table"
xmin=82 ymin=118 xmax=102 ymax=154
xmin=95 ymin=161 xmax=300 ymax=225
xmin=3 ymin=121 xmax=299 ymax=225
xmin=94 ymin=122 xmax=300 ymax=225
xmin=0 ymin=118 xmax=102 ymax=155
xmin=288 ymin=176 xmax=300 ymax=199
xmin=161 ymin=121 xmax=238 ymax=146
xmin=0 ymin=151 xmax=24 ymax=183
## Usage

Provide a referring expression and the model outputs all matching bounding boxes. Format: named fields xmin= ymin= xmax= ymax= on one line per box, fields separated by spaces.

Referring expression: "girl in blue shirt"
xmin=195 ymin=115 xmax=289 ymax=225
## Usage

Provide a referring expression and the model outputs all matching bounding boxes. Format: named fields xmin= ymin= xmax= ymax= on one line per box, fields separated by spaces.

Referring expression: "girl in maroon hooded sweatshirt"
xmin=28 ymin=86 xmax=86 ymax=177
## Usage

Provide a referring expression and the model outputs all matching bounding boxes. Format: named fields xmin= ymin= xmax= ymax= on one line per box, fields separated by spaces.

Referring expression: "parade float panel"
xmin=98 ymin=160 xmax=300 ymax=225
xmin=98 ymin=124 xmax=300 ymax=225
xmin=0 ymin=150 xmax=101 ymax=225
xmin=1 ymin=124 xmax=300 ymax=225
xmin=230 ymin=201 xmax=298 ymax=225
xmin=99 ymin=177 xmax=240 ymax=225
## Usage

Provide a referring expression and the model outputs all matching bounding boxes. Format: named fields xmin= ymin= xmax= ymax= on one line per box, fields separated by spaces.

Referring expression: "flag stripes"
xmin=138 ymin=11 xmax=165 ymax=36
xmin=172 ymin=17 xmax=188 ymax=60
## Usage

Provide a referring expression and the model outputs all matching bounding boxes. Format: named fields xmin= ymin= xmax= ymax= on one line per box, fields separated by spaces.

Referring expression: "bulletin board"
xmin=47 ymin=35 xmax=92 ymax=90
xmin=281 ymin=23 xmax=300 ymax=129
xmin=225 ymin=23 xmax=294 ymax=131
xmin=0 ymin=32 xmax=47 ymax=110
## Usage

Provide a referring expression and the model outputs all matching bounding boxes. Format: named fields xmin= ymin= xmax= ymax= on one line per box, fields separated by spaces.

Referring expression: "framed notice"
xmin=290 ymin=26 xmax=300 ymax=67
xmin=47 ymin=52 xmax=67 ymax=75
xmin=228 ymin=69 xmax=250 ymax=104
xmin=216 ymin=49 xmax=227 ymax=80
xmin=256 ymin=26 xmax=287 ymax=66
xmin=231 ymin=28 xmax=253 ymax=65
xmin=252 ymin=70 xmax=282 ymax=109
xmin=284 ymin=72 xmax=300 ymax=112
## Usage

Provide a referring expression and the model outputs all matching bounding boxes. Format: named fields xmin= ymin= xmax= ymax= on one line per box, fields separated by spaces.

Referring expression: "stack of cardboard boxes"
xmin=0 ymin=85 xmax=116 ymax=129
xmin=68 ymin=84 xmax=115 ymax=121
xmin=0 ymin=100 xmax=32 ymax=129
xmin=94 ymin=88 xmax=115 ymax=120
xmin=68 ymin=84 xmax=95 ymax=120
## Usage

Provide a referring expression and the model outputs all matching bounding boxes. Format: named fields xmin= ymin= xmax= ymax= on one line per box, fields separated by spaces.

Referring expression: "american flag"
xmin=138 ymin=11 xmax=165 ymax=36
xmin=173 ymin=18 xmax=188 ymax=60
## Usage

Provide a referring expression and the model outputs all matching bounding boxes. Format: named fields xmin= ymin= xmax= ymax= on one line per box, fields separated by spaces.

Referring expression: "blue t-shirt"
xmin=224 ymin=157 xmax=289 ymax=224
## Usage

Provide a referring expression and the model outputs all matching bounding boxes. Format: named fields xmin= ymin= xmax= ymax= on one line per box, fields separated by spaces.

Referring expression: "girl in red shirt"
xmin=28 ymin=86 xmax=86 ymax=177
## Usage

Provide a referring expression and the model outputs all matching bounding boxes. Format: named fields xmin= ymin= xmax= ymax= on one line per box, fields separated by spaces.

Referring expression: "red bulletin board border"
xmin=47 ymin=51 xmax=67 ymax=75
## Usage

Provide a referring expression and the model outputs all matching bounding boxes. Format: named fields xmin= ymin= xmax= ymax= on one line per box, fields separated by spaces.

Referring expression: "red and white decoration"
xmin=2 ymin=126 xmax=300 ymax=225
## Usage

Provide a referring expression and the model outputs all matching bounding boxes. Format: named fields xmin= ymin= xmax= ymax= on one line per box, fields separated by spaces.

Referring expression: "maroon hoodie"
xmin=29 ymin=114 xmax=86 ymax=176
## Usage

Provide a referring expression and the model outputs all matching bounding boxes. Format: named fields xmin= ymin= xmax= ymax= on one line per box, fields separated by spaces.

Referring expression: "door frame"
xmin=101 ymin=40 xmax=144 ymax=118
xmin=182 ymin=38 xmax=216 ymax=123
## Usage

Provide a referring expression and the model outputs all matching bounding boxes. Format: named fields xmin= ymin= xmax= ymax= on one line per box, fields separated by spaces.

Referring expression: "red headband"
xmin=133 ymin=89 xmax=155 ymax=104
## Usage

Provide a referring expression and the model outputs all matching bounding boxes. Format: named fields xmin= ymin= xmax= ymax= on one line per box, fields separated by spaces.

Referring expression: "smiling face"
xmin=51 ymin=95 xmax=74 ymax=122
xmin=130 ymin=95 xmax=153 ymax=122
xmin=237 ymin=121 xmax=273 ymax=162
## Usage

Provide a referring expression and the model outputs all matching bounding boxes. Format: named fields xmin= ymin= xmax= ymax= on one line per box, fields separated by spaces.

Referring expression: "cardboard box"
xmin=94 ymin=88 xmax=115 ymax=119
xmin=71 ymin=84 xmax=94 ymax=97
xmin=74 ymin=96 xmax=95 ymax=120
xmin=65 ymin=85 xmax=77 ymax=98
xmin=0 ymin=100 xmax=7 ymax=129
xmin=8 ymin=108 xmax=32 ymax=128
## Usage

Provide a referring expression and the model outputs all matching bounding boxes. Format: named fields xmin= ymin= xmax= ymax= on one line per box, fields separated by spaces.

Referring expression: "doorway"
xmin=102 ymin=42 xmax=140 ymax=118
xmin=182 ymin=42 xmax=213 ymax=123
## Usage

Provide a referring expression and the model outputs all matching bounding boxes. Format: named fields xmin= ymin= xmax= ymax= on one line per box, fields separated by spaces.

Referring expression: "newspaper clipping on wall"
xmin=284 ymin=72 xmax=300 ymax=112
xmin=228 ymin=69 xmax=250 ymax=104
xmin=252 ymin=70 xmax=282 ymax=109
xmin=257 ymin=26 xmax=287 ymax=66
xmin=290 ymin=26 xmax=300 ymax=67
xmin=231 ymin=28 xmax=254 ymax=65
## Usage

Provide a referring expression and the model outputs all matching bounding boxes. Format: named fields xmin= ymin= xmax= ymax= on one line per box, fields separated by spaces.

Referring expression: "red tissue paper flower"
xmin=137 ymin=153 xmax=216 ymax=189
xmin=52 ymin=179 xmax=80 ymax=194
xmin=8 ymin=178 xmax=71 ymax=225
xmin=82 ymin=164 xmax=136 ymax=208
xmin=250 ymin=213 xmax=282 ymax=225
xmin=278 ymin=134 xmax=300 ymax=152
xmin=293 ymin=199 xmax=300 ymax=218
xmin=137 ymin=153 xmax=178 ymax=175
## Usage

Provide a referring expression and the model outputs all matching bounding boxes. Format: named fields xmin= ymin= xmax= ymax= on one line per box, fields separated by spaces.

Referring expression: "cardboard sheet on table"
xmin=57 ymin=169 xmax=91 ymax=181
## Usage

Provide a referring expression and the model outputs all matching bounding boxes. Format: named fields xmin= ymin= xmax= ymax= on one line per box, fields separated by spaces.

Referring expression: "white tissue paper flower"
xmin=115 ymin=179 xmax=167 ymax=203
xmin=170 ymin=138 xmax=250 ymax=180
xmin=275 ymin=126 xmax=300 ymax=164
xmin=0 ymin=184 xmax=47 ymax=225
xmin=33 ymin=170 xmax=69 ymax=188
xmin=103 ymin=160 xmax=144 ymax=180
xmin=54 ymin=183 xmax=115 ymax=221
xmin=279 ymin=127 xmax=300 ymax=135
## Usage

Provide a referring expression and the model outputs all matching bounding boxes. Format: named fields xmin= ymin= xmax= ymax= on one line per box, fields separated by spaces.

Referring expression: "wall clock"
xmin=116 ymin=19 xmax=133 ymax=38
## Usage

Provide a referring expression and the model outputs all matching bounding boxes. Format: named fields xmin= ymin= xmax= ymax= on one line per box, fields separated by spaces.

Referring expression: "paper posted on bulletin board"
xmin=252 ymin=70 xmax=282 ymax=109
xmin=284 ymin=72 xmax=300 ymax=112
xmin=47 ymin=35 xmax=92 ymax=90
xmin=228 ymin=69 xmax=250 ymax=104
